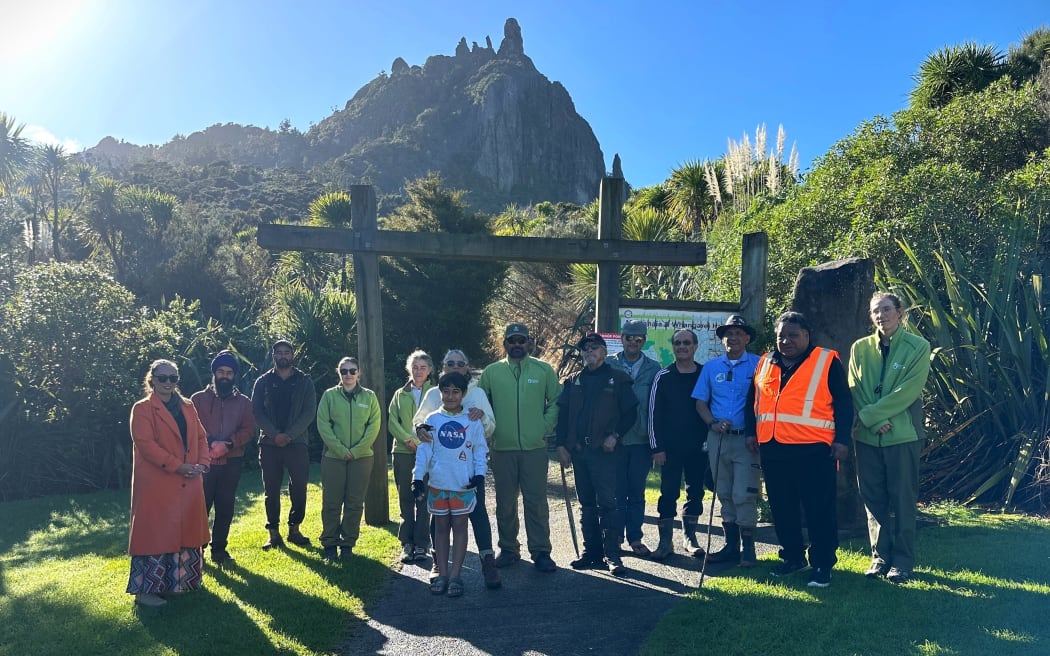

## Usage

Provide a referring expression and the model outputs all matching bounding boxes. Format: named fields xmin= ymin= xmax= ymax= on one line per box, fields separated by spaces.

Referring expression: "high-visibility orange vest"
xmin=753 ymin=347 xmax=838 ymax=445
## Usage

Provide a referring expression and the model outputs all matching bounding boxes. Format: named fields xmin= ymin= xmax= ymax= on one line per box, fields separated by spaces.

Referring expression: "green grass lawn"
xmin=0 ymin=464 xmax=400 ymax=656
xmin=643 ymin=502 xmax=1050 ymax=656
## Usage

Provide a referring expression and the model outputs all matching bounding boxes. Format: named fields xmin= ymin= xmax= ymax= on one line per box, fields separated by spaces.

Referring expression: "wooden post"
xmin=595 ymin=176 xmax=624 ymax=332
xmin=351 ymin=185 xmax=390 ymax=526
xmin=740 ymin=232 xmax=768 ymax=329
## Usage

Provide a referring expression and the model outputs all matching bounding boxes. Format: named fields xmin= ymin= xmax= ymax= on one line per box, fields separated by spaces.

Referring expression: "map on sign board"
xmin=614 ymin=308 xmax=733 ymax=366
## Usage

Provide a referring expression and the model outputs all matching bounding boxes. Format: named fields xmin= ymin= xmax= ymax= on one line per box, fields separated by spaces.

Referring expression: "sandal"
xmin=447 ymin=578 xmax=464 ymax=598
xmin=629 ymin=541 xmax=652 ymax=557
xmin=430 ymin=575 xmax=448 ymax=595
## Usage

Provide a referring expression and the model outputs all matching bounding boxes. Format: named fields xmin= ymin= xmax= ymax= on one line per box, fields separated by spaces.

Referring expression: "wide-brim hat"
xmin=715 ymin=315 xmax=756 ymax=339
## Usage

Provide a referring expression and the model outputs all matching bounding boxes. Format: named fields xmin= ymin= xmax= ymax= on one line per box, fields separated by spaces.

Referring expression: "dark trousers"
xmin=761 ymin=440 xmax=839 ymax=569
xmin=573 ymin=447 xmax=621 ymax=556
xmin=203 ymin=457 xmax=244 ymax=550
xmin=616 ymin=444 xmax=652 ymax=543
xmin=393 ymin=453 xmax=431 ymax=549
xmin=657 ymin=442 xmax=706 ymax=519
xmin=259 ymin=443 xmax=310 ymax=529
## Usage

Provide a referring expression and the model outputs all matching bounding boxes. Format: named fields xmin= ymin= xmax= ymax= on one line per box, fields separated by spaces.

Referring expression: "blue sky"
xmin=3 ymin=0 xmax=1048 ymax=188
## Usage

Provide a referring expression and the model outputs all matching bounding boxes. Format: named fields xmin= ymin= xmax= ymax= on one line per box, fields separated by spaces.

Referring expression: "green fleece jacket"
xmin=387 ymin=380 xmax=433 ymax=455
xmin=848 ymin=328 xmax=931 ymax=447
xmin=317 ymin=384 xmax=382 ymax=460
xmin=477 ymin=356 xmax=560 ymax=451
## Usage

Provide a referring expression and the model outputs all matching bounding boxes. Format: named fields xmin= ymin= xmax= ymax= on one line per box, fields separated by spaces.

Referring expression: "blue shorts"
xmin=427 ymin=487 xmax=477 ymax=516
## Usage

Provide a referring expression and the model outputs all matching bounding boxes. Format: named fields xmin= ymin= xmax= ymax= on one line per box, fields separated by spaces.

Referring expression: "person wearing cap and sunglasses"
xmin=609 ymin=319 xmax=661 ymax=557
xmin=477 ymin=323 xmax=562 ymax=573
xmin=692 ymin=316 xmax=761 ymax=566
xmin=191 ymin=350 xmax=255 ymax=566
xmin=252 ymin=340 xmax=317 ymax=550
xmin=127 ymin=359 xmax=210 ymax=607
xmin=414 ymin=349 xmax=500 ymax=589
xmin=555 ymin=332 xmax=638 ymax=575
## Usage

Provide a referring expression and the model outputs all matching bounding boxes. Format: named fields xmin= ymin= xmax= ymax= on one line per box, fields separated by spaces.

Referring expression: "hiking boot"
xmin=262 ymin=528 xmax=284 ymax=550
xmin=322 ymin=546 xmax=338 ymax=561
xmin=865 ymin=560 xmax=889 ymax=578
xmin=570 ymin=552 xmax=605 ymax=570
xmin=651 ymin=518 xmax=675 ymax=561
xmin=493 ymin=551 xmax=521 ymax=568
xmin=682 ymin=515 xmax=705 ymax=558
xmin=605 ymin=555 xmax=627 ymax=577
xmin=807 ymin=567 xmax=831 ymax=588
xmin=340 ymin=546 xmax=353 ymax=559
xmin=771 ymin=559 xmax=808 ymax=577
xmin=481 ymin=554 xmax=502 ymax=589
xmin=287 ymin=524 xmax=311 ymax=546
xmin=533 ymin=552 xmax=557 ymax=573
xmin=706 ymin=522 xmax=740 ymax=564
xmin=739 ymin=529 xmax=757 ymax=568
xmin=886 ymin=567 xmax=911 ymax=584
xmin=400 ymin=544 xmax=415 ymax=564
xmin=211 ymin=548 xmax=233 ymax=565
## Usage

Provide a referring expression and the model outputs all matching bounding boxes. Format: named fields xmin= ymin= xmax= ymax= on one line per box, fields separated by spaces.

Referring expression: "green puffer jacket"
xmin=317 ymin=384 xmax=382 ymax=460
xmin=848 ymin=329 xmax=931 ymax=447
xmin=388 ymin=380 xmax=433 ymax=455
xmin=477 ymin=356 xmax=560 ymax=451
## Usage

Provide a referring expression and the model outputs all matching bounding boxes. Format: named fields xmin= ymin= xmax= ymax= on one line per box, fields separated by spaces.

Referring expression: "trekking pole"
xmin=698 ymin=429 xmax=724 ymax=589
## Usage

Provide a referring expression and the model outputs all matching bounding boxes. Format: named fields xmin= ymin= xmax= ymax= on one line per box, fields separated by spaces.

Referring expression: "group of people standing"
xmin=124 ymin=291 xmax=929 ymax=607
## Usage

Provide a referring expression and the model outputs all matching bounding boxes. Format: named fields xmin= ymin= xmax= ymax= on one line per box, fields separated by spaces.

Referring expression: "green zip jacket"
xmin=848 ymin=329 xmax=931 ymax=447
xmin=317 ymin=384 xmax=382 ymax=460
xmin=388 ymin=380 xmax=433 ymax=455
xmin=477 ymin=356 xmax=560 ymax=451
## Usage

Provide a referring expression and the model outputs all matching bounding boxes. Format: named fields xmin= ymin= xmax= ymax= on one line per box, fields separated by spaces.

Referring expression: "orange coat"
xmin=128 ymin=393 xmax=211 ymax=555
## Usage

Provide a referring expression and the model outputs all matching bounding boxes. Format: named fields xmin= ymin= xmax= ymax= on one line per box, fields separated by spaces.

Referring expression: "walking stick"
xmin=698 ymin=429 xmax=725 ymax=589
xmin=560 ymin=463 xmax=581 ymax=558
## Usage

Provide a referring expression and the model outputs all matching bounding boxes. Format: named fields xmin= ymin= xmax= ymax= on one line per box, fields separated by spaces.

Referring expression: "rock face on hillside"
xmin=305 ymin=18 xmax=605 ymax=207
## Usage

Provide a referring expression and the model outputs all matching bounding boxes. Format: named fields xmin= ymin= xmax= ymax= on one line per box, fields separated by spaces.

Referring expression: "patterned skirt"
xmin=126 ymin=547 xmax=204 ymax=595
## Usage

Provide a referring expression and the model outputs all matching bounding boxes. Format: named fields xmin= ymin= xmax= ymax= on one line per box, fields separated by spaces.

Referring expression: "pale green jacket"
xmin=317 ymin=384 xmax=382 ymax=460
xmin=848 ymin=329 xmax=931 ymax=447
xmin=477 ymin=356 xmax=560 ymax=451
xmin=388 ymin=380 xmax=433 ymax=455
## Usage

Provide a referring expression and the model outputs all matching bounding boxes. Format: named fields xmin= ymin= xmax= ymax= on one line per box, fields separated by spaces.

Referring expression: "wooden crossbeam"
xmin=257 ymin=223 xmax=706 ymax=266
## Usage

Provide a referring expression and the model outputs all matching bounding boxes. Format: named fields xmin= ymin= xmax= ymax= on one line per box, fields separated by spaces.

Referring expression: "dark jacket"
xmin=251 ymin=368 xmax=317 ymax=446
xmin=555 ymin=363 xmax=637 ymax=451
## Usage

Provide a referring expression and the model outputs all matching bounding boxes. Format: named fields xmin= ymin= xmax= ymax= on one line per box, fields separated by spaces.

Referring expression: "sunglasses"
xmin=672 ymin=340 xmax=694 ymax=346
xmin=623 ymin=335 xmax=645 ymax=343
xmin=445 ymin=360 xmax=467 ymax=368
xmin=582 ymin=344 xmax=603 ymax=352
xmin=340 ymin=368 xmax=359 ymax=376
xmin=154 ymin=374 xmax=179 ymax=383
xmin=506 ymin=337 xmax=527 ymax=345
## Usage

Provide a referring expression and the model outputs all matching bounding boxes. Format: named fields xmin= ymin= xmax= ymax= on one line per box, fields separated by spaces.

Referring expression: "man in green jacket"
xmin=477 ymin=323 xmax=561 ymax=573
xmin=848 ymin=292 xmax=931 ymax=584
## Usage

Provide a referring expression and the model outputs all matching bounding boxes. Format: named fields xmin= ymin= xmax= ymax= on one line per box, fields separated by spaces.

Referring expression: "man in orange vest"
xmin=745 ymin=312 xmax=854 ymax=588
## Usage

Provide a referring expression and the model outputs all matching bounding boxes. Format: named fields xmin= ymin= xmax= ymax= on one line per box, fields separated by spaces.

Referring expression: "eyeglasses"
xmin=672 ymin=340 xmax=694 ymax=346
xmin=154 ymin=374 xmax=179 ymax=383
xmin=582 ymin=344 xmax=603 ymax=352
xmin=340 ymin=368 xmax=358 ymax=376
xmin=444 ymin=360 xmax=467 ymax=368
xmin=506 ymin=337 xmax=527 ymax=345
xmin=623 ymin=335 xmax=645 ymax=343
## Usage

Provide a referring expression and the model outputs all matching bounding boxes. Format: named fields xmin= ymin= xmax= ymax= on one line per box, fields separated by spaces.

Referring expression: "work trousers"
xmin=707 ymin=433 xmax=762 ymax=529
xmin=393 ymin=452 xmax=431 ymax=549
xmin=490 ymin=448 xmax=552 ymax=556
xmin=574 ymin=446 xmax=622 ymax=556
xmin=203 ymin=456 xmax=243 ymax=550
xmin=260 ymin=443 xmax=310 ymax=529
xmin=657 ymin=442 xmax=707 ymax=520
xmin=319 ymin=455 xmax=372 ymax=548
xmin=761 ymin=439 xmax=838 ymax=569
xmin=856 ymin=439 xmax=923 ymax=573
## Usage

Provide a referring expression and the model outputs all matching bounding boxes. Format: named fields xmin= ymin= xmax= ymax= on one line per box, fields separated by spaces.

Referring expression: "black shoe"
xmin=771 ymin=559 xmax=808 ymax=577
xmin=807 ymin=567 xmax=831 ymax=588
xmin=533 ymin=552 xmax=557 ymax=573
xmin=493 ymin=551 xmax=521 ymax=568
xmin=322 ymin=546 xmax=338 ymax=561
xmin=287 ymin=528 xmax=311 ymax=546
xmin=570 ymin=553 xmax=605 ymax=570
xmin=886 ymin=567 xmax=911 ymax=584
xmin=865 ymin=561 xmax=889 ymax=578
xmin=340 ymin=546 xmax=353 ymax=559
xmin=605 ymin=556 xmax=627 ymax=577
xmin=211 ymin=549 xmax=233 ymax=565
